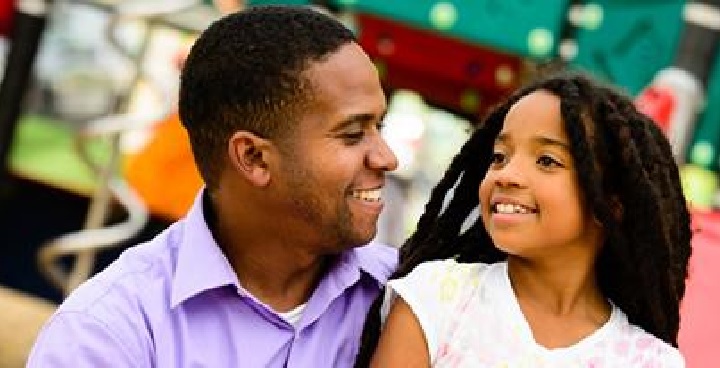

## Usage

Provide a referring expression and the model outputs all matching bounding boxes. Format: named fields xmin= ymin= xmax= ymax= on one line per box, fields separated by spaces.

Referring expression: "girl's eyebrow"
xmin=534 ymin=136 xmax=570 ymax=151
xmin=496 ymin=133 xmax=570 ymax=151
xmin=495 ymin=133 xmax=511 ymax=144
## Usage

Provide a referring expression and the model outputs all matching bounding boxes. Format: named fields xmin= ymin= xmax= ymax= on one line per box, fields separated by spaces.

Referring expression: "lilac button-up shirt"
xmin=28 ymin=192 xmax=397 ymax=367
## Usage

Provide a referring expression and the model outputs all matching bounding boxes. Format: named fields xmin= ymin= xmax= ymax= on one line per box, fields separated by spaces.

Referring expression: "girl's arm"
xmin=370 ymin=297 xmax=430 ymax=367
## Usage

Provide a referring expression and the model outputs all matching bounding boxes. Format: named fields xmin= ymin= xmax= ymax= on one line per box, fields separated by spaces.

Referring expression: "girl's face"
xmin=478 ymin=90 xmax=602 ymax=259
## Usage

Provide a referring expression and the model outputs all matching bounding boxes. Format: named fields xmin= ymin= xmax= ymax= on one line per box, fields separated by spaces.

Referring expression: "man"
xmin=28 ymin=5 xmax=398 ymax=367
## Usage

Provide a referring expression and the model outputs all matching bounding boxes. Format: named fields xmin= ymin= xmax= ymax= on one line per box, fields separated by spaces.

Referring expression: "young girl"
xmin=356 ymin=72 xmax=692 ymax=367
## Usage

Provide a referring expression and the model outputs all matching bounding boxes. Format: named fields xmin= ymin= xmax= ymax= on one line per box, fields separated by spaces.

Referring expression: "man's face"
xmin=273 ymin=42 xmax=398 ymax=252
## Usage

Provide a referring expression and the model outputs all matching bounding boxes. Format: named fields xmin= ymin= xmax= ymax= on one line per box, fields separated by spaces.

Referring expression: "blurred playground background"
xmin=0 ymin=0 xmax=719 ymax=366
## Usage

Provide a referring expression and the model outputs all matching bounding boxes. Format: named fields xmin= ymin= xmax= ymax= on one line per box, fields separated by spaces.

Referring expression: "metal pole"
xmin=0 ymin=0 xmax=51 ymax=197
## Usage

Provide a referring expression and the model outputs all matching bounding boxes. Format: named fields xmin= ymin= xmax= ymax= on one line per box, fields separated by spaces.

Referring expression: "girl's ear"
xmin=227 ymin=131 xmax=273 ymax=187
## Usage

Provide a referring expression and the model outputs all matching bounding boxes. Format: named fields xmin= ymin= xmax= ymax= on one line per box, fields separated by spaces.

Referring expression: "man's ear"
xmin=227 ymin=131 xmax=274 ymax=187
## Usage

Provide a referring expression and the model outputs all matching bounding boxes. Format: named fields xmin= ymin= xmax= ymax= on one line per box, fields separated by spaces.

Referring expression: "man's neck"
xmin=230 ymin=246 xmax=332 ymax=312
xmin=206 ymin=191 xmax=333 ymax=312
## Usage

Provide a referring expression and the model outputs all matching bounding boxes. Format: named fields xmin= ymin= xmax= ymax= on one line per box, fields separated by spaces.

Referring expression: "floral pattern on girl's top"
xmin=385 ymin=259 xmax=685 ymax=368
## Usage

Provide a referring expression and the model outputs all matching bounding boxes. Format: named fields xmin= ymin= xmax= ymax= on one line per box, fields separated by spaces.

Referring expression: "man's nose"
xmin=367 ymin=136 xmax=398 ymax=172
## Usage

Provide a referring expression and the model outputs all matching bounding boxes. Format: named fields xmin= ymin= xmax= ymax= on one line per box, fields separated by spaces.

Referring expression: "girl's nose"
xmin=492 ymin=161 xmax=527 ymax=188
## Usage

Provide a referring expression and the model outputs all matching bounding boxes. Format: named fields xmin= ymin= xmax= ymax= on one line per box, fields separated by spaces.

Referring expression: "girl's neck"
xmin=507 ymin=256 xmax=606 ymax=314
xmin=506 ymin=256 xmax=611 ymax=349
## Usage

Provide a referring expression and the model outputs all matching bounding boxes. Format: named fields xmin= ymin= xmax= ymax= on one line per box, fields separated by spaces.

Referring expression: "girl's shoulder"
xmin=393 ymin=259 xmax=499 ymax=296
xmin=625 ymin=325 xmax=685 ymax=366
xmin=383 ymin=259 xmax=502 ymax=362
xmin=386 ymin=259 xmax=501 ymax=311
xmin=404 ymin=258 xmax=496 ymax=281
xmin=603 ymin=309 xmax=685 ymax=366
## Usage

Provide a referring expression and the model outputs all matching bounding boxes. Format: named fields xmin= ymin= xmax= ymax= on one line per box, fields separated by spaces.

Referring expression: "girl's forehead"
xmin=501 ymin=91 xmax=565 ymax=136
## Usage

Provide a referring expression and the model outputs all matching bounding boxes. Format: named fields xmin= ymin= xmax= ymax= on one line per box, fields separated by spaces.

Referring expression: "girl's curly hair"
xmin=355 ymin=71 xmax=692 ymax=367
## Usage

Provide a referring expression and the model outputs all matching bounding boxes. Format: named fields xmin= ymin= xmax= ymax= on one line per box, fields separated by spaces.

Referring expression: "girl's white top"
xmin=383 ymin=259 xmax=684 ymax=367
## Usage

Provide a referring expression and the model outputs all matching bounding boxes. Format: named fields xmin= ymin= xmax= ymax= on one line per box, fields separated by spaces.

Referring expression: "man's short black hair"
xmin=179 ymin=5 xmax=356 ymax=189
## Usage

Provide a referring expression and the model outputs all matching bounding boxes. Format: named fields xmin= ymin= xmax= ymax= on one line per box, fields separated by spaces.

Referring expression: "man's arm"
xmin=27 ymin=311 xmax=142 ymax=367
xmin=370 ymin=297 xmax=430 ymax=368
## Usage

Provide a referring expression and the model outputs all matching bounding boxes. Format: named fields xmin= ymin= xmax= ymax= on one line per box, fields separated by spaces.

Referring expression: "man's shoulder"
xmin=352 ymin=242 xmax=398 ymax=283
xmin=29 ymin=223 xmax=185 ymax=366
xmin=58 ymin=222 xmax=182 ymax=315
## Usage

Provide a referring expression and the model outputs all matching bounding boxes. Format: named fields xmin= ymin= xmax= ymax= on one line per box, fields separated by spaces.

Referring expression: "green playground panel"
xmin=333 ymin=0 xmax=571 ymax=59
xmin=570 ymin=0 xmax=685 ymax=95
xmin=688 ymin=52 xmax=720 ymax=171
xmin=8 ymin=115 xmax=112 ymax=196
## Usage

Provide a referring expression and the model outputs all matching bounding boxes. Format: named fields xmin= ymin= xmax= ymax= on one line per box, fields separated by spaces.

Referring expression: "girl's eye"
xmin=537 ymin=155 xmax=561 ymax=168
xmin=491 ymin=151 xmax=506 ymax=166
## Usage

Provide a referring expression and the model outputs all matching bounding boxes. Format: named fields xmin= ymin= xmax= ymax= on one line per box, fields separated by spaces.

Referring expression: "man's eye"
xmin=341 ymin=132 xmax=364 ymax=142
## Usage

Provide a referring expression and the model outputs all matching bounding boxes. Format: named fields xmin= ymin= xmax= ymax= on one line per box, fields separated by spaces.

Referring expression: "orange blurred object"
xmin=124 ymin=113 xmax=203 ymax=221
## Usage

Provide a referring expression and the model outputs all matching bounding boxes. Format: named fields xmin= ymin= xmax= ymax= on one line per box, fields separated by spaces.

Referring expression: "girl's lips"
xmin=489 ymin=210 xmax=536 ymax=227
xmin=490 ymin=195 xmax=538 ymax=213
xmin=491 ymin=202 xmax=538 ymax=215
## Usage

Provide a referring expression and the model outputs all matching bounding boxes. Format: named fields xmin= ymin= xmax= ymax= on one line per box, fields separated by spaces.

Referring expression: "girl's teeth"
xmin=495 ymin=203 xmax=531 ymax=214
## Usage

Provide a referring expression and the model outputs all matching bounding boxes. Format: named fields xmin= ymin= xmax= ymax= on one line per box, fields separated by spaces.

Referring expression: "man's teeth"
xmin=494 ymin=203 xmax=532 ymax=214
xmin=352 ymin=189 xmax=381 ymax=202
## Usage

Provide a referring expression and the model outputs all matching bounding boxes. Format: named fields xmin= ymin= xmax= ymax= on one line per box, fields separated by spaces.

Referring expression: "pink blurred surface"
xmin=679 ymin=210 xmax=720 ymax=367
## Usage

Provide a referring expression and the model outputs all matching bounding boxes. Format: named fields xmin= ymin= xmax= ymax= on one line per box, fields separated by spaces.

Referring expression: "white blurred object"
xmin=421 ymin=109 xmax=471 ymax=182
xmin=35 ymin=2 xmax=134 ymax=123
xmin=640 ymin=68 xmax=704 ymax=162
xmin=376 ymin=90 xmax=472 ymax=246
xmin=0 ymin=37 xmax=7 ymax=78
xmin=381 ymin=90 xmax=427 ymax=180
xmin=37 ymin=0 xmax=198 ymax=296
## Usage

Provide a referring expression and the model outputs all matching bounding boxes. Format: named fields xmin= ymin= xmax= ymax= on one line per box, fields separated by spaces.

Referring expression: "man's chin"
xmin=337 ymin=229 xmax=377 ymax=251
xmin=351 ymin=230 xmax=378 ymax=248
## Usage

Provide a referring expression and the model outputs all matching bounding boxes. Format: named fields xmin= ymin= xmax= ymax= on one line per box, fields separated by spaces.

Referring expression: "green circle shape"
xmin=527 ymin=28 xmax=554 ymax=57
xmin=429 ymin=2 xmax=458 ymax=31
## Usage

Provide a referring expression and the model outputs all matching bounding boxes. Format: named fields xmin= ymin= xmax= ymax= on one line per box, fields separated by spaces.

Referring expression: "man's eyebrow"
xmin=330 ymin=111 xmax=387 ymax=132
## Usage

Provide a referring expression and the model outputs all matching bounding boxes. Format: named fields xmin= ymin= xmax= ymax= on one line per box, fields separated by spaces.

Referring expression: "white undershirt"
xmin=278 ymin=303 xmax=307 ymax=327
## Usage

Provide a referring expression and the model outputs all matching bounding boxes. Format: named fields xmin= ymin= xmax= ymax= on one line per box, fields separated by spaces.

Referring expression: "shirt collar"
xmin=348 ymin=241 xmax=397 ymax=285
xmin=171 ymin=190 xmax=239 ymax=308
xmin=171 ymin=189 xmax=397 ymax=308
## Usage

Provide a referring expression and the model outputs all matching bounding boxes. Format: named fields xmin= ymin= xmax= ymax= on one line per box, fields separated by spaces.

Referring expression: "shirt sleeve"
xmin=27 ymin=311 xmax=141 ymax=367
xmin=659 ymin=346 xmax=686 ymax=368
xmin=383 ymin=259 xmax=481 ymax=362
